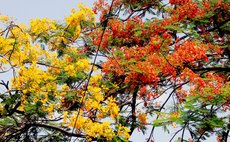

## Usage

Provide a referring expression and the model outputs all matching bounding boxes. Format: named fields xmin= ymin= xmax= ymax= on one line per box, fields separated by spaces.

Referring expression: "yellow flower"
xmin=0 ymin=104 xmax=3 ymax=113
xmin=65 ymin=3 xmax=95 ymax=38
xmin=170 ymin=111 xmax=179 ymax=119
xmin=117 ymin=124 xmax=131 ymax=140
xmin=65 ymin=3 xmax=95 ymax=26
xmin=0 ymin=15 xmax=9 ymax=22
xmin=62 ymin=84 xmax=70 ymax=91
xmin=76 ymin=59 xmax=90 ymax=71
xmin=70 ymin=115 xmax=86 ymax=129
xmin=90 ymin=74 xmax=102 ymax=84
xmin=10 ymin=23 xmax=30 ymax=43
xmin=91 ymin=100 xmax=100 ymax=109
xmin=30 ymin=18 xmax=56 ymax=35
xmin=88 ymin=86 xmax=101 ymax=96
xmin=63 ymin=111 xmax=68 ymax=124
xmin=64 ymin=64 xmax=76 ymax=77
xmin=17 ymin=106 xmax=24 ymax=112
xmin=107 ymin=97 xmax=119 ymax=118
xmin=101 ymin=85 xmax=109 ymax=91
xmin=172 ymin=122 xmax=177 ymax=128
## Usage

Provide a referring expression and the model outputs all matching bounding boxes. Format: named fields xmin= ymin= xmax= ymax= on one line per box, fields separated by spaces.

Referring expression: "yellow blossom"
xmin=107 ymin=97 xmax=119 ymax=118
xmin=0 ymin=104 xmax=3 ymax=113
xmin=64 ymin=64 xmax=76 ymax=77
xmin=172 ymin=122 xmax=177 ymax=128
xmin=117 ymin=124 xmax=131 ymax=140
xmin=90 ymin=74 xmax=102 ymax=84
xmin=17 ymin=106 xmax=24 ymax=112
xmin=170 ymin=111 xmax=180 ymax=119
xmin=76 ymin=59 xmax=90 ymax=71
xmin=30 ymin=18 xmax=56 ymax=35
xmin=63 ymin=111 xmax=68 ymax=124
xmin=0 ymin=15 xmax=9 ymax=22
xmin=61 ymin=84 xmax=70 ymax=91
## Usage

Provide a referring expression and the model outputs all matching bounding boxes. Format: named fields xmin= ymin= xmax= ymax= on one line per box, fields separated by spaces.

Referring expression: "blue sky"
xmin=0 ymin=0 xmax=94 ymax=23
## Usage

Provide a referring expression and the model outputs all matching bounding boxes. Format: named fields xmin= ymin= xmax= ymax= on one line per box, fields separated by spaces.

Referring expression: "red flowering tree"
xmin=0 ymin=0 xmax=229 ymax=141
xmin=88 ymin=0 xmax=230 ymax=141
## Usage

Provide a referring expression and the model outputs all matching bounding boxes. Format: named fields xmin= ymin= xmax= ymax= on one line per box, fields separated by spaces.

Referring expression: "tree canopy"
xmin=0 ymin=0 xmax=229 ymax=141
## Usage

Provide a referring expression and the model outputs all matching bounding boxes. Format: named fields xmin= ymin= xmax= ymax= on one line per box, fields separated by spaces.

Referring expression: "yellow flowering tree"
xmin=0 ymin=3 xmax=129 ymax=142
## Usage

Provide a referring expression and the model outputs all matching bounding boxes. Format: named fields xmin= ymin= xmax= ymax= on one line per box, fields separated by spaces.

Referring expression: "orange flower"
xmin=138 ymin=113 xmax=147 ymax=125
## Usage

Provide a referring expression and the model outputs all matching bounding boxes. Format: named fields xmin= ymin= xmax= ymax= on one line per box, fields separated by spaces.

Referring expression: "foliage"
xmin=0 ymin=0 xmax=229 ymax=141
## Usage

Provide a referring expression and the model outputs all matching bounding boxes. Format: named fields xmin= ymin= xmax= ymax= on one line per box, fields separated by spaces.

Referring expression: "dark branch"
xmin=28 ymin=123 xmax=85 ymax=138
xmin=129 ymin=87 xmax=139 ymax=135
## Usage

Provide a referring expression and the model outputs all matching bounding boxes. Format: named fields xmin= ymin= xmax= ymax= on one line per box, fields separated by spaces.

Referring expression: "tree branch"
xmin=28 ymin=123 xmax=85 ymax=138
xmin=129 ymin=87 xmax=139 ymax=135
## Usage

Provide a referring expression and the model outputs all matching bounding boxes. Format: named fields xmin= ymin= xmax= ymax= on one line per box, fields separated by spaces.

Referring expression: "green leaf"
xmin=0 ymin=117 xmax=16 ymax=126
xmin=152 ymin=119 xmax=168 ymax=127
xmin=24 ymin=104 xmax=37 ymax=114
xmin=164 ymin=25 xmax=183 ymax=32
